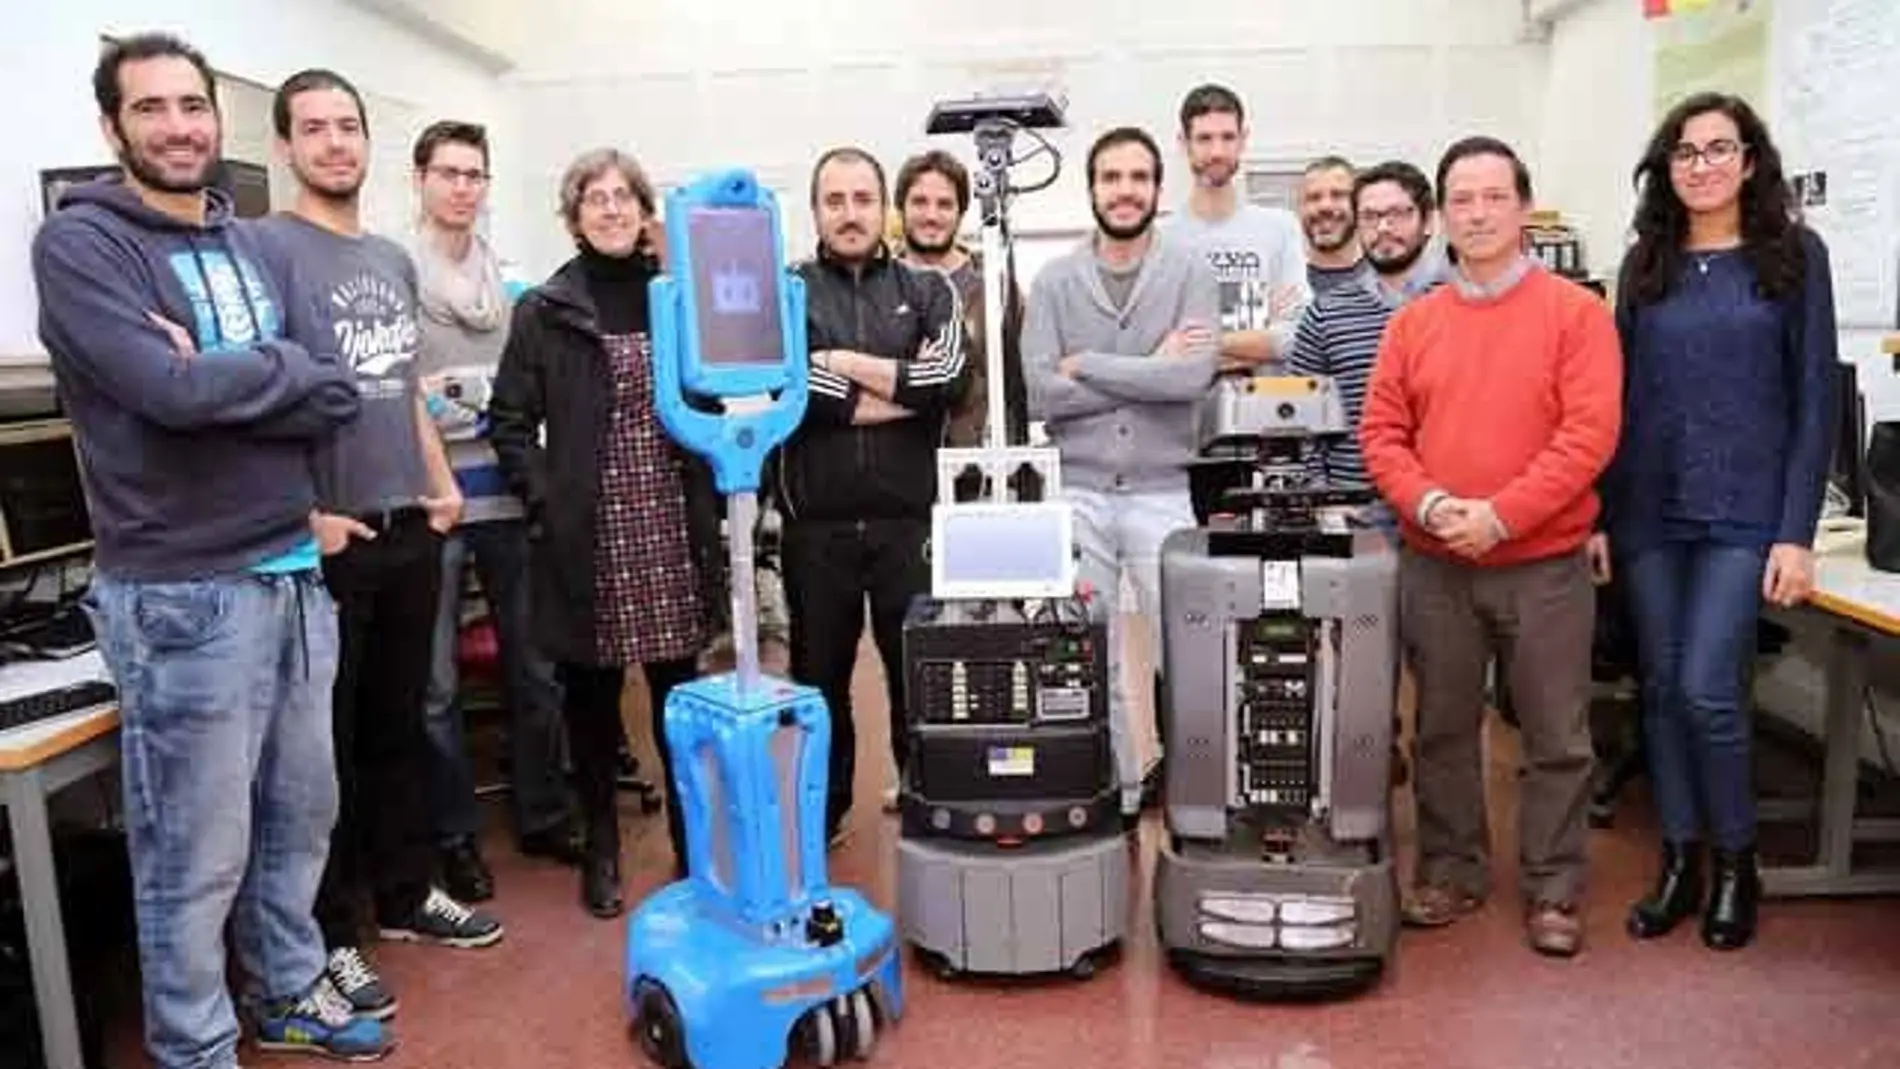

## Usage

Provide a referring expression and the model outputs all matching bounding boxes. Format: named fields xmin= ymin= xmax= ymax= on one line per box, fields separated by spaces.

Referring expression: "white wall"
xmin=1534 ymin=0 xmax=1647 ymax=285
xmin=501 ymin=0 xmax=1548 ymax=281
xmin=0 ymin=0 xmax=518 ymax=363
xmin=1536 ymin=0 xmax=1895 ymax=413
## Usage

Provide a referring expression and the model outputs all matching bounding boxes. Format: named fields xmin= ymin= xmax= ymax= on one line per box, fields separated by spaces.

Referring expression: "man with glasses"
xmin=410 ymin=121 xmax=581 ymax=908
xmin=1285 ymin=160 xmax=1446 ymax=499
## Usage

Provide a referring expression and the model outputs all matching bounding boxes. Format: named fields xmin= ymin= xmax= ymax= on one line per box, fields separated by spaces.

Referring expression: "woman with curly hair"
xmin=489 ymin=148 xmax=725 ymax=918
xmin=1592 ymin=92 xmax=1837 ymax=951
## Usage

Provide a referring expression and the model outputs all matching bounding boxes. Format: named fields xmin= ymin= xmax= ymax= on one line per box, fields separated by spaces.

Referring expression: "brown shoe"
xmin=1401 ymin=884 xmax=1484 ymax=928
xmin=1526 ymin=901 xmax=1584 ymax=957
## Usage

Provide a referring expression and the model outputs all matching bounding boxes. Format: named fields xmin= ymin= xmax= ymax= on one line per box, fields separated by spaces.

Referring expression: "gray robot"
xmin=1155 ymin=374 xmax=1401 ymax=999
xmin=895 ymin=91 xmax=1129 ymax=982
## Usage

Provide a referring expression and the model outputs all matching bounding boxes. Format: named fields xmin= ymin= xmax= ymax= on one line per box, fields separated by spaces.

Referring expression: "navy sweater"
xmin=1603 ymin=227 xmax=1837 ymax=553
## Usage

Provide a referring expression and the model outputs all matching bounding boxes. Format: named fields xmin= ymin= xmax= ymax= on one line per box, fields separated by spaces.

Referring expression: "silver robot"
xmin=1155 ymin=374 xmax=1401 ymax=999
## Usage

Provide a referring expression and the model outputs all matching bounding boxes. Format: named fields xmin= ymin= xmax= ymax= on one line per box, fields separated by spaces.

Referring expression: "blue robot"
xmin=626 ymin=169 xmax=904 ymax=1069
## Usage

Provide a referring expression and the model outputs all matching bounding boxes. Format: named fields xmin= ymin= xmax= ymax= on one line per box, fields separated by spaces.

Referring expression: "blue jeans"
xmin=424 ymin=520 xmax=568 ymax=844
xmin=84 ymin=570 xmax=339 ymax=1069
xmin=1620 ymin=539 xmax=1768 ymax=851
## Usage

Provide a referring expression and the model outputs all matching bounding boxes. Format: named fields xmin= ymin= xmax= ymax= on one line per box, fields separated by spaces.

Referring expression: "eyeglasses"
xmin=1670 ymin=139 xmax=1745 ymax=169
xmin=425 ymin=165 xmax=489 ymax=187
xmin=582 ymin=188 xmax=640 ymax=211
xmin=1357 ymin=204 xmax=1419 ymax=229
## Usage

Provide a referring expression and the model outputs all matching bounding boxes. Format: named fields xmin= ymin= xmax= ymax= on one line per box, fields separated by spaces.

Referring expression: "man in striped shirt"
xmin=1286 ymin=160 xmax=1448 ymax=498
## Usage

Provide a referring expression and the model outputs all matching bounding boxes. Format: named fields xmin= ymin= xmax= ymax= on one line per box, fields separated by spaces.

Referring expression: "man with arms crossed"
xmin=777 ymin=147 xmax=969 ymax=841
xmin=1163 ymin=84 xmax=1311 ymax=533
xmin=31 ymin=33 xmax=388 ymax=1064
xmin=1359 ymin=136 xmax=1621 ymax=958
xmin=1024 ymin=126 xmax=1221 ymax=822
xmin=252 ymin=68 xmax=503 ymax=1024
xmin=409 ymin=119 xmax=580 ymax=904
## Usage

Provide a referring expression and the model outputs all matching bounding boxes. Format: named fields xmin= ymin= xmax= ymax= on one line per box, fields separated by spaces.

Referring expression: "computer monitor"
xmin=0 ymin=419 xmax=93 ymax=571
xmin=930 ymin=502 xmax=1075 ymax=600
xmin=1830 ymin=359 xmax=1867 ymax=518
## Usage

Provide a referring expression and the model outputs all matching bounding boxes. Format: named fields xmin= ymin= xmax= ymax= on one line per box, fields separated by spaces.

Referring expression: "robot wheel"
xmin=796 ymin=988 xmax=878 ymax=1066
xmin=631 ymin=979 xmax=689 ymax=1069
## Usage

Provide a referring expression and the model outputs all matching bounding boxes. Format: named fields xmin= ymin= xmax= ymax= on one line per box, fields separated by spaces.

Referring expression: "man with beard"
xmin=1164 ymin=83 xmax=1309 ymax=371
xmin=1023 ymin=126 xmax=1220 ymax=821
xmin=1299 ymin=156 xmax=1367 ymax=294
xmin=250 ymin=68 xmax=503 ymax=1025
xmin=1286 ymin=160 xmax=1447 ymax=496
xmin=777 ymin=146 xmax=969 ymax=841
xmin=1163 ymin=84 xmax=1312 ymax=530
xmin=894 ymin=149 xmax=1027 ymax=449
xmin=30 ymin=33 xmax=387 ymax=1064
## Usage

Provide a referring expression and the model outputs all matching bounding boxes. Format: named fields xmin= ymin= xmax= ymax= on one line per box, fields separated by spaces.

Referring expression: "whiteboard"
xmin=1767 ymin=0 xmax=1900 ymax=329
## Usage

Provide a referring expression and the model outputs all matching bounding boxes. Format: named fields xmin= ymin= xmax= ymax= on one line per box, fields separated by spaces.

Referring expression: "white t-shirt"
xmin=1162 ymin=203 xmax=1311 ymax=359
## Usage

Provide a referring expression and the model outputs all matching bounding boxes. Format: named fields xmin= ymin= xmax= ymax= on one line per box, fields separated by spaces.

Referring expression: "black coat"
xmin=487 ymin=254 xmax=727 ymax=667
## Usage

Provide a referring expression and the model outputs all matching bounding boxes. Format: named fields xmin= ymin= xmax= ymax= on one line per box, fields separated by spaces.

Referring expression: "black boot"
xmin=1701 ymin=846 xmax=1760 ymax=951
xmin=1627 ymin=840 xmax=1703 ymax=939
xmin=582 ymin=820 xmax=623 ymax=919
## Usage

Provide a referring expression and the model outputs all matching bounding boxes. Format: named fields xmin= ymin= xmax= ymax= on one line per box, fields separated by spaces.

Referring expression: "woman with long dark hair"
xmin=489 ymin=148 xmax=723 ymax=918
xmin=1591 ymin=92 xmax=1837 ymax=950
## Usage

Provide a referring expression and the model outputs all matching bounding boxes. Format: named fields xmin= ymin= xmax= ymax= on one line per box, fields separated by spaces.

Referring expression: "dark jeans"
xmin=314 ymin=511 xmax=443 ymax=947
xmin=558 ymin=658 xmax=697 ymax=876
xmin=1620 ymin=539 xmax=1768 ymax=851
xmin=1400 ymin=546 xmax=1597 ymax=906
xmin=781 ymin=518 xmax=928 ymax=835
xmin=423 ymin=519 xmax=570 ymax=846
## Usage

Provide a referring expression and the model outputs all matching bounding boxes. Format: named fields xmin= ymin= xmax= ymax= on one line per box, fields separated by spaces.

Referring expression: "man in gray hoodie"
xmin=31 ymin=33 xmax=386 ymax=1066
xmin=1022 ymin=126 xmax=1220 ymax=819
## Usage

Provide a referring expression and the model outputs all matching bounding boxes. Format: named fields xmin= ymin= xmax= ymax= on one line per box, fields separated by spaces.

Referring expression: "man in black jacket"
xmin=778 ymin=146 xmax=969 ymax=841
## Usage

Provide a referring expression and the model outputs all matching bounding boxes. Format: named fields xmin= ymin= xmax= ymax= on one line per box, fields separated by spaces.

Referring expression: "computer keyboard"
xmin=0 ymin=679 xmax=116 ymax=733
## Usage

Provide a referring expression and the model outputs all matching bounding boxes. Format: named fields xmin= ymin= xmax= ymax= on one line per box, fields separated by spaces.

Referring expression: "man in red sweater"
xmin=1359 ymin=136 xmax=1622 ymax=958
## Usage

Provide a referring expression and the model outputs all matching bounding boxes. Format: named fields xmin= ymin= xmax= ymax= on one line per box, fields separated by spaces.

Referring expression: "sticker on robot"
xmin=986 ymin=745 xmax=1035 ymax=777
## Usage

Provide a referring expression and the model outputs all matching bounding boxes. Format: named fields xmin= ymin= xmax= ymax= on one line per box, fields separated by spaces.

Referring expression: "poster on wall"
xmin=1648 ymin=0 xmax=1772 ymax=122
xmin=1772 ymin=0 xmax=1900 ymax=328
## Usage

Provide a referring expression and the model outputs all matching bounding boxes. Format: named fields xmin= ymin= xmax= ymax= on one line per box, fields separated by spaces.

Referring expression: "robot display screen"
xmin=686 ymin=205 xmax=784 ymax=367
xmin=932 ymin=503 xmax=1074 ymax=598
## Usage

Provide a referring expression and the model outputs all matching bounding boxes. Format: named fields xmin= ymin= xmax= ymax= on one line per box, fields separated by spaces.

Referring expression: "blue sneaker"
xmin=255 ymin=975 xmax=394 ymax=1062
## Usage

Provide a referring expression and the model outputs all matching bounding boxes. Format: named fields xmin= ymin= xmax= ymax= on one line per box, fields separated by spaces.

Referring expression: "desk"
xmin=0 ymin=651 xmax=117 ymax=1069
xmin=1759 ymin=536 xmax=1900 ymax=897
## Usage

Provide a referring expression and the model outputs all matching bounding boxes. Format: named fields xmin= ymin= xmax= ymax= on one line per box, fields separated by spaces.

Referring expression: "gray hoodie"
xmin=30 ymin=178 xmax=359 ymax=580
xmin=1022 ymin=230 xmax=1221 ymax=494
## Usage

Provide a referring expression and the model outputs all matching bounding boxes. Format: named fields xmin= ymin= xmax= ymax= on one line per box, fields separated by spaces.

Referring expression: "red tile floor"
xmin=102 ymin=631 xmax=1900 ymax=1069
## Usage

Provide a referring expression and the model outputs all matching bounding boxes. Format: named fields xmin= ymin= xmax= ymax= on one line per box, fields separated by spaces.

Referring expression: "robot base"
xmin=625 ymin=674 xmax=903 ymax=1069
xmin=1154 ymin=837 xmax=1397 ymax=1001
xmin=897 ymin=832 xmax=1129 ymax=980
xmin=627 ymin=880 xmax=903 ymax=1069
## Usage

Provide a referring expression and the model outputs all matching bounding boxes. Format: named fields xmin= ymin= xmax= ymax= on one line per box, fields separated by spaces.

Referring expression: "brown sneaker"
xmin=1526 ymin=901 xmax=1584 ymax=957
xmin=1400 ymin=884 xmax=1484 ymax=928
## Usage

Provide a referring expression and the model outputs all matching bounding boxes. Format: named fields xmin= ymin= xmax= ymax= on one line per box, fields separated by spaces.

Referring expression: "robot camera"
xmin=924 ymin=91 xmax=1067 ymax=135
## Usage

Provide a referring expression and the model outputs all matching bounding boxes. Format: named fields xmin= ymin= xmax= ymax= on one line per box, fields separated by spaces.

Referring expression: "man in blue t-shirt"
xmin=30 ymin=34 xmax=386 ymax=1066
xmin=249 ymin=66 xmax=503 ymax=1027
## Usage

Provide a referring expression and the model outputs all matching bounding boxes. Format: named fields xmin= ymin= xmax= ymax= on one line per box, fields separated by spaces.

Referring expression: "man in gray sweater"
xmin=1023 ymin=126 xmax=1220 ymax=818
